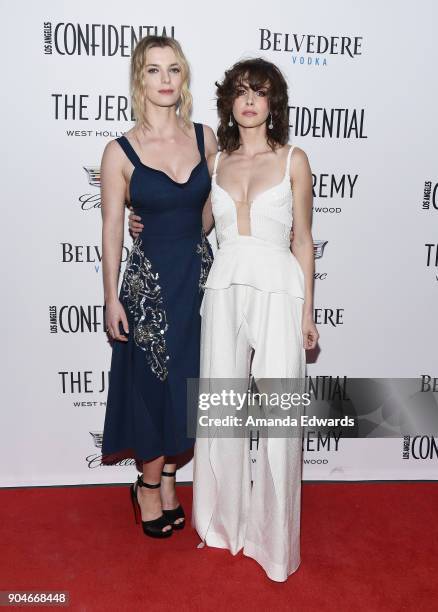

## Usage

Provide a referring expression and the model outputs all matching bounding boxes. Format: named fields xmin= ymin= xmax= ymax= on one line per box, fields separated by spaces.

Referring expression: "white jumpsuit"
xmin=192 ymin=146 xmax=306 ymax=582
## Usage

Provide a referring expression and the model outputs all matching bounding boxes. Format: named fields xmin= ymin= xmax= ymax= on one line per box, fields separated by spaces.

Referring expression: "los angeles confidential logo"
xmin=43 ymin=22 xmax=175 ymax=56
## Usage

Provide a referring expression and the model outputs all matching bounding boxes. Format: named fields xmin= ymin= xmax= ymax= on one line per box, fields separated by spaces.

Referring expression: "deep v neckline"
xmin=212 ymin=145 xmax=293 ymax=205
xmin=212 ymin=173 xmax=289 ymax=206
xmin=120 ymin=133 xmax=204 ymax=187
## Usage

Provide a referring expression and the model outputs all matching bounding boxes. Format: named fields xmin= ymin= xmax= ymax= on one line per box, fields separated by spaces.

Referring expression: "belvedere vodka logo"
xmin=60 ymin=242 xmax=129 ymax=274
xmin=314 ymin=308 xmax=344 ymax=326
xmin=259 ymin=29 xmax=363 ymax=67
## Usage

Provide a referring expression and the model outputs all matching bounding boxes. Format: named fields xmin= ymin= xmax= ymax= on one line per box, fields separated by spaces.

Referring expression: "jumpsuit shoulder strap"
xmin=212 ymin=151 xmax=222 ymax=176
xmin=284 ymin=145 xmax=296 ymax=179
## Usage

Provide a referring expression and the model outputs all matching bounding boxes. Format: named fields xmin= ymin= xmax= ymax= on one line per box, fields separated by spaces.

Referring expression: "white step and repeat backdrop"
xmin=2 ymin=1 xmax=437 ymax=486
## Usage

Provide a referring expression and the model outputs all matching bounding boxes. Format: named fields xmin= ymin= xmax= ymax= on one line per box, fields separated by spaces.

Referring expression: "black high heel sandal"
xmin=161 ymin=470 xmax=186 ymax=530
xmin=130 ymin=475 xmax=173 ymax=538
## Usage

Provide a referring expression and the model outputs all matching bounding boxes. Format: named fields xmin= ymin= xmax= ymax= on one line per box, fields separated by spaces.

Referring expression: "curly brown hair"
xmin=216 ymin=58 xmax=289 ymax=153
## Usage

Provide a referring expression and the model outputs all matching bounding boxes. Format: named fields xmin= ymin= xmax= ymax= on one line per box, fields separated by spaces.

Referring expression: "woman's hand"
xmin=128 ymin=206 xmax=144 ymax=239
xmin=302 ymin=312 xmax=319 ymax=350
xmin=105 ymin=298 xmax=129 ymax=342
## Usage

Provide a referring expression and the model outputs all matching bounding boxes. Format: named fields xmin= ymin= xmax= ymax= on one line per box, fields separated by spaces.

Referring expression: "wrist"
xmin=105 ymin=294 xmax=119 ymax=305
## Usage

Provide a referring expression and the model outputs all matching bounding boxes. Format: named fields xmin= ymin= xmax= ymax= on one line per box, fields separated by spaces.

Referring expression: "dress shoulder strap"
xmin=194 ymin=122 xmax=205 ymax=158
xmin=116 ymin=136 xmax=142 ymax=168
xmin=284 ymin=145 xmax=295 ymax=179
xmin=212 ymin=151 xmax=222 ymax=176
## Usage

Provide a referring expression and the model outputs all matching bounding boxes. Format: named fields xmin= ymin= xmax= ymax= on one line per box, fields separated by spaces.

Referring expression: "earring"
xmin=228 ymin=114 xmax=234 ymax=127
xmin=268 ymin=113 xmax=274 ymax=130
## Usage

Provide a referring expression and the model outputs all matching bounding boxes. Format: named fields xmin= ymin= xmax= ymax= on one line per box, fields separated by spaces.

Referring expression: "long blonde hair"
xmin=131 ymin=35 xmax=192 ymax=129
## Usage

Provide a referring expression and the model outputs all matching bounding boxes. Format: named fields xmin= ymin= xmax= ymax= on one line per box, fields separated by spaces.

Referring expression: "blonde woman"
xmin=101 ymin=35 xmax=216 ymax=538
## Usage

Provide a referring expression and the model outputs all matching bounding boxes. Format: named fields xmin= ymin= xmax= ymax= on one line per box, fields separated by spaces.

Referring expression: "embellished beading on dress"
xmin=120 ymin=237 xmax=169 ymax=381
xmin=102 ymin=123 xmax=213 ymax=462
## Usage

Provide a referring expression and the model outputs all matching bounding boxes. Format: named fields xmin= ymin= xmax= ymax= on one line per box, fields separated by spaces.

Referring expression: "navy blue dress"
xmin=102 ymin=122 xmax=213 ymax=462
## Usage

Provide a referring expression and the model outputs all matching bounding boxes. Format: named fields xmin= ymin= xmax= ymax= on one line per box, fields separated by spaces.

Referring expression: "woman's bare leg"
xmin=161 ymin=461 xmax=184 ymax=525
xmin=137 ymin=455 xmax=172 ymax=533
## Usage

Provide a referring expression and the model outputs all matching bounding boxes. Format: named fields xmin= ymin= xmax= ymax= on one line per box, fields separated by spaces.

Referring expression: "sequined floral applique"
xmin=196 ymin=229 xmax=214 ymax=291
xmin=121 ymin=238 xmax=169 ymax=381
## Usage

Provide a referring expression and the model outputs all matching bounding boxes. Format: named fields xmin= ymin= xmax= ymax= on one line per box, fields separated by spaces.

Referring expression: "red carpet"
xmin=1 ymin=482 xmax=437 ymax=611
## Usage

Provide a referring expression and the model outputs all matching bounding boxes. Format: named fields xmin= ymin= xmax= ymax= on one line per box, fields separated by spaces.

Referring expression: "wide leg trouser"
xmin=192 ymin=284 xmax=306 ymax=582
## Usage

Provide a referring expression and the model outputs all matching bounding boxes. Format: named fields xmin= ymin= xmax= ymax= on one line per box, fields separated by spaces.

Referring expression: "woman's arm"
xmin=202 ymin=125 xmax=218 ymax=234
xmin=101 ymin=140 xmax=129 ymax=341
xmin=202 ymin=195 xmax=214 ymax=235
xmin=289 ymin=147 xmax=319 ymax=350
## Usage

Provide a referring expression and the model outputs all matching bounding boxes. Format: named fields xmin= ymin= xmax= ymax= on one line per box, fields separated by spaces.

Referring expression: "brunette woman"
xmin=191 ymin=58 xmax=318 ymax=581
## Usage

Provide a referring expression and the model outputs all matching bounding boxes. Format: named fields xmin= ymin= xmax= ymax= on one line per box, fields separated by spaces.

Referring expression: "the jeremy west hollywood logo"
xmin=425 ymin=244 xmax=438 ymax=267
xmin=424 ymin=243 xmax=438 ymax=283
xmin=52 ymin=93 xmax=134 ymax=122
xmin=58 ymin=370 xmax=109 ymax=396
xmin=245 ymin=375 xmax=345 ymax=459
xmin=43 ymin=22 xmax=175 ymax=56
xmin=313 ymin=173 xmax=358 ymax=198
xmin=259 ymin=29 xmax=363 ymax=66
xmin=312 ymin=172 xmax=358 ymax=214
xmin=250 ymin=428 xmax=341 ymax=464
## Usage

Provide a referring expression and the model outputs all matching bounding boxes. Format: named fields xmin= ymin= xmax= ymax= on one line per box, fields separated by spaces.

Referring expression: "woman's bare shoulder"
xmin=101 ymin=136 xmax=128 ymax=169
xmin=290 ymin=145 xmax=309 ymax=164
xmin=200 ymin=123 xmax=218 ymax=157
xmin=206 ymin=150 xmax=218 ymax=175
xmin=288 ymin=145 xmax=311 ymax=182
